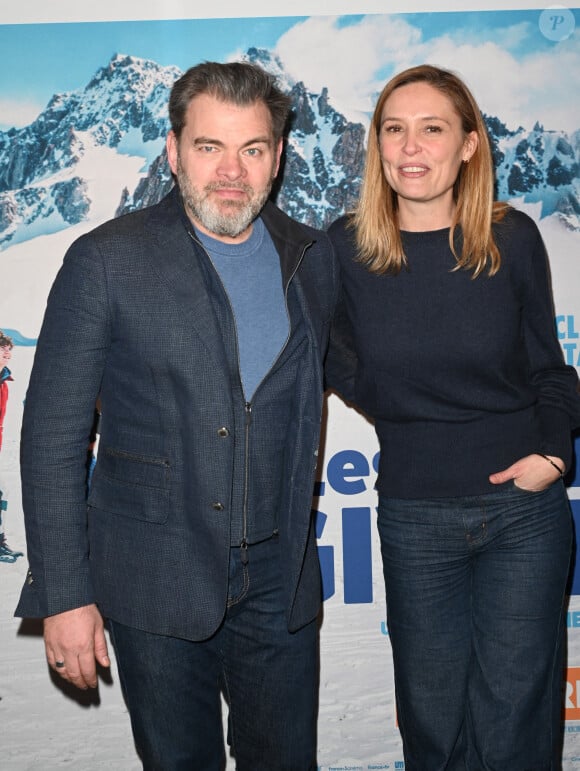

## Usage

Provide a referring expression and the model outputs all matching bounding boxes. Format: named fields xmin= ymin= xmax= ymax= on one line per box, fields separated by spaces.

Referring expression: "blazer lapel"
xmin=145 ymin=191 xmax=228 ymax=371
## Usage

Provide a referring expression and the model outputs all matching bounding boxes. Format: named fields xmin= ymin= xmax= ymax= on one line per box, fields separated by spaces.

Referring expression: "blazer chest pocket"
xmin=88 ymin=447 xmax=171 ymax=524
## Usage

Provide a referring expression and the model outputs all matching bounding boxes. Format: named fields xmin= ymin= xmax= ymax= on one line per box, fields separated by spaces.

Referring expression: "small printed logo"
xmin=539 ymin=6 xmax=576 ymax=42
xmin=564 ymin=667 xmax=580 ymax=720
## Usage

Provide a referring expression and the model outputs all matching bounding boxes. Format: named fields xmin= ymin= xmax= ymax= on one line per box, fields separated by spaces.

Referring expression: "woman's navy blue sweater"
xmin=327 ymin=209 xmax=580 ymax=498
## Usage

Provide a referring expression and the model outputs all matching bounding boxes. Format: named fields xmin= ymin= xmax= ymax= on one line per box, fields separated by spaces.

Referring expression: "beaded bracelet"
xmin=537 ymin=453 xmax=565 ymax=478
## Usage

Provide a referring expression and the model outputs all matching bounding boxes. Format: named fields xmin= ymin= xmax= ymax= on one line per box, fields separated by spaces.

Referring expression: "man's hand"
xmin=44 ymin=604 xmax=110 ymax=689
xmin=489 ymin=453 xmax=564 ymax=492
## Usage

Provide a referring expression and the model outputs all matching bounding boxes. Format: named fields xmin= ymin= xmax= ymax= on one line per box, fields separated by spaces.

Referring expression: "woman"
xmin=327 ymin=64 xmax=580 ymax=770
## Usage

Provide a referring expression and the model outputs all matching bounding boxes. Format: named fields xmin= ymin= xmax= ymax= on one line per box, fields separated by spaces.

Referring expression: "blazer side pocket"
xmin=88 ymin=447 xmax=170 ymax=523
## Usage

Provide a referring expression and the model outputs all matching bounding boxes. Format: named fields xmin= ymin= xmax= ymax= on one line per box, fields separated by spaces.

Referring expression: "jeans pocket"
xmin=511 ymin=479 xmax=551 ymax=495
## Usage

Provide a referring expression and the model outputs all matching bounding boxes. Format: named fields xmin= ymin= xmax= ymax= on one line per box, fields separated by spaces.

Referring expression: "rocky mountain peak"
xmin=0 ymin=51 xmax=578 ymax=250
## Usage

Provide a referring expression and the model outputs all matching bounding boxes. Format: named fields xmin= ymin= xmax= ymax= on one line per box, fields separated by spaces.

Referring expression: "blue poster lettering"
xmin=315 ymin=506 xmax=374 ymax=604
xmin=342 ymin=506 xmax=373 ymax=603
xmin=327 ymin=449 xmax=370 ymax=494
xmin=556 ymin=315 xmax=580 ymax=365
xmin=314 ymin=449 xmax=378 ymax=604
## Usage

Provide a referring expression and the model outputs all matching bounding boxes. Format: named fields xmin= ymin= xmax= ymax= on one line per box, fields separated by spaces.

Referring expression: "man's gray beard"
xmin=176 ymin=162 xmax=273 ymax=238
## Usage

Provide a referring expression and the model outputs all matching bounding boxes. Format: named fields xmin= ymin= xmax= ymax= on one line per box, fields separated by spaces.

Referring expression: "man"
xmin=16 ymin=62 xmax=337 ymax=770
xmin=0 ymin=330 xmax=23 ymax=562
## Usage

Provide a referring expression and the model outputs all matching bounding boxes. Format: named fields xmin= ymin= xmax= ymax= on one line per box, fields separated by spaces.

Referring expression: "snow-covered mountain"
xmin=0 ymin=49 xmax=578 ymax=250
xmin=487 ymin=114 xmax=580 ymax=231
xmin=115 ymin=47 xmax=367 ymax=228
xmin=0 ymin=54 xmax=179 ymax=248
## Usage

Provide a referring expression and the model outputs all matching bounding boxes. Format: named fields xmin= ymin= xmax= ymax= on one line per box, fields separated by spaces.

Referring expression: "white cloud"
xmin=0 ymin=98 xmax=42 ymax=130
xmin=421 ymin=36 xmax=580 ymax=133
xmin=274 ymin=15 xmax=422 ymax=121
xmin=274 ymin=15 xmax=580 ymax=135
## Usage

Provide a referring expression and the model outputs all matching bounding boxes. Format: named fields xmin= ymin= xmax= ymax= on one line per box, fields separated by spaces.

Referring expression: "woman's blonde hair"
xmin=354 ymin=64 xmax=508 ymax=276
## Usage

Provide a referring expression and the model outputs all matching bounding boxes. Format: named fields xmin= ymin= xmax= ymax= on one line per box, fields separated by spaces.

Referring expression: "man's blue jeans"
xmin=378 ymin=481 xmax=572 ymax=771
xmin=108 ymin=536 xmax=319 ymax=770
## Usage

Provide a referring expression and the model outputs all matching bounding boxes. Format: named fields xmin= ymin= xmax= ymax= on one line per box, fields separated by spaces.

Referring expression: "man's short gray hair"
xmin=169 ymin=61 xmax=292 ymax=142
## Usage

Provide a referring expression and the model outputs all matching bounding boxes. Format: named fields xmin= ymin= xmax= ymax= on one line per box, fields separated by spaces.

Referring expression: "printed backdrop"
xmin=1 ymin=2 xmax=579 ymax=768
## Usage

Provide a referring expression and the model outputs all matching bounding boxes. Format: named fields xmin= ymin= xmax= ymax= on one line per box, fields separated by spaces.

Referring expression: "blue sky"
xmin=0 ymin=16 xmax=301 ymax=110
xmin=1 ymin=10 xmax=578 ymax=132
xmin=404 ymin=10 xmax=557 ymax=50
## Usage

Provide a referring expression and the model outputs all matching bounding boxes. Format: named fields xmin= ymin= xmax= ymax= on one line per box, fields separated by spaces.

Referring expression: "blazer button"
xmin=212 ymin=502 xmax=225 ymax=511
xmin=217 ymin=427 xmax=230 ymax=438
